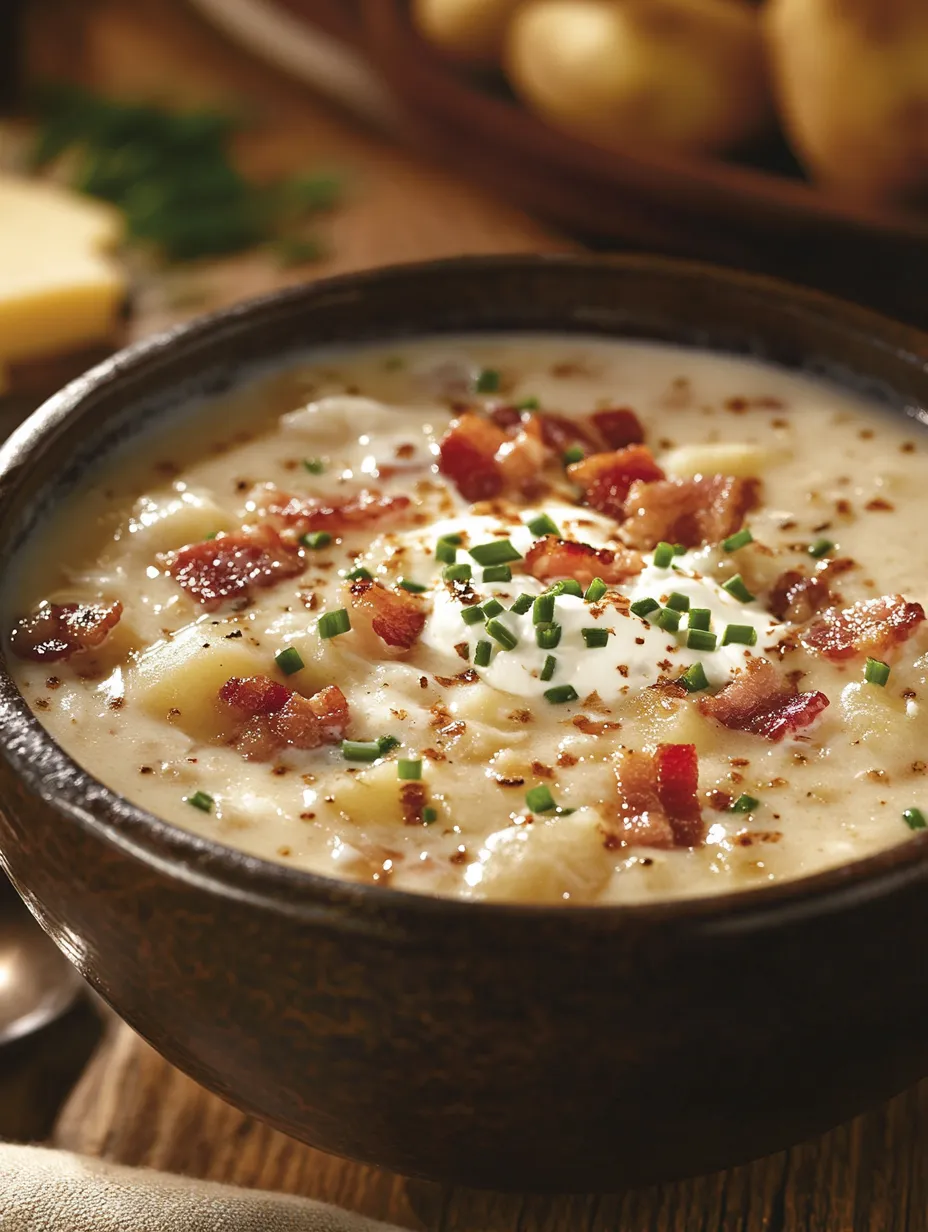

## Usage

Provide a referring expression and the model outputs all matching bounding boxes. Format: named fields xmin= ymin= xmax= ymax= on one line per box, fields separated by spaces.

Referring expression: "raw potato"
xmin=412 ymin=0 xmax=524 ymax=63
xmin=766 ymin=0 xmax=928 ymax=203
xmin=505 ymin=0 xmax=771 ymax=156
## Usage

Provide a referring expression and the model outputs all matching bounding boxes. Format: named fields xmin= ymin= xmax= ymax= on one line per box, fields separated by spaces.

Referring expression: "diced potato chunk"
xmin=124 ymin=489 xmax=232 ymax=555
xmin=281 ymin=396 xmax=400 ymax=442
xmin=839 ymin=680 xmax=919 ymax=767
xmin=335 ymin=758 xmax=418 ymax=827
xmin=664 ymin=442 xmax=787 ymax=478
xmin=627 ymin=687 xmax=715 ymax=753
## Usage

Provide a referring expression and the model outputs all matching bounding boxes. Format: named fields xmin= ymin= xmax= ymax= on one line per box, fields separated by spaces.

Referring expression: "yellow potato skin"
xmin=766 ymin=0 xmax=928 ymax=203
xmin=505 ymin=0 xmax=771 ymax=156
xmin=412 ymin=0 xmax=524 ymax=64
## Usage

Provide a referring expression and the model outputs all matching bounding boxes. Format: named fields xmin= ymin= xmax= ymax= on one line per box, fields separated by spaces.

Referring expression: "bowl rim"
xmin=3 ymin=250 xmax=928 ymax=931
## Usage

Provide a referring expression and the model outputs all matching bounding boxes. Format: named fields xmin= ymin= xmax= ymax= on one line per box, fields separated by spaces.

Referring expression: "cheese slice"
xmin=0 ymin=177 xmax=127 ymax=391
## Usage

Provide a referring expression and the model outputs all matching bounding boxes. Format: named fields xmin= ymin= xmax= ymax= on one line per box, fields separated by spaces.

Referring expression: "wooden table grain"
xmin=10 ymin=2 xmax=928 ymax=1228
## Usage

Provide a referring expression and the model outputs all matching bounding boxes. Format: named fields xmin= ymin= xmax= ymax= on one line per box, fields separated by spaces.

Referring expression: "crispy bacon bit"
xmin=166 ymin=526 xmax=303 ymax=610
xmin=611 ymin=743 xmax=703 ymax=849
xmin=220 ymin=675 xmax=349 ymax=760
xmin=622 ymin=474 xmax=758 ymax=549
xmin=267 ymin=489 xmax=411 ymax=536
xmin=524 ymin=536 xmax=643 ymax=586
xmin=568 ymin=445 xmax=665 ymax=520
xmin=698 ymin=658 xmax=829 ymax=742
xmin=438 ymin=413 xmax=508 ymax=501
xmin=348 ymin=577 xmax=426 ymax=649
xmin=534 ymin=412 xmax=599 ymax=455
xmin=10 ymin=600 xmax=123 ymax=663
xmin=433 ymin=669 xmax=479 ymax=687
xmin=768 ymin=570 xmax=833 ymax=624
xmin=495 ymin=425 xmax=548 ymax=489
xmin=591 ymin=408 xmax=645 ymax=450
xmin=801 ymin=595 xmax=925 ymax=662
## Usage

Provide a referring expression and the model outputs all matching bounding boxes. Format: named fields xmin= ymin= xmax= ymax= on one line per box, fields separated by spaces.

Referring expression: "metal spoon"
xmin=0 ymin=876 xmax=84 ymax=1045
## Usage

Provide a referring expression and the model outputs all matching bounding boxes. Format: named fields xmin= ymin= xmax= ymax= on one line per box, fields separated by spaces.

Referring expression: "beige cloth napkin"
xmin=0 ymin=1143 xmax=407 ymax=1232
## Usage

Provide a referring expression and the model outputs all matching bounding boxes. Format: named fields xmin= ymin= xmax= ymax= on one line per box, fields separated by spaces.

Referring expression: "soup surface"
xmin=7 ymin=336 xmax=928 ymax=903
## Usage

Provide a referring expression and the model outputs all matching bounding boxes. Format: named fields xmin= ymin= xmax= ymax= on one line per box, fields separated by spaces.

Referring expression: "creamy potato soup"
xmin=7 ymin=337 xmax=928 ymax=904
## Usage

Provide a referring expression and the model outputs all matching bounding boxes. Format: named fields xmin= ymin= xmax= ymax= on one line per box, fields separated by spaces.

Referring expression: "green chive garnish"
xmin=686 ymin=629 xmax=718 ymax=652
xmin=525 ymin=785 xmax=556 ymax=813
xmin=398 ymin=759 xmax=422 ymax=780
xmin=443 ymin=562 xmax=472 ymax=583
xmin=688 ymin=608 xmax=712 ymax=631
xmin=186 ymin=791 xmax=214 ymax=812
xmin=673 ymin=544 xmax=687 ymax=556
xmin=509 ymin=593 xmax=535 ymax=615
xmin=516 ymin=396 xmax=540 ymax=410
xmin=540 ymin=654 xmax=557 ymax=681
xmin=440 ymin=533 xmax=463 ymax=546
xmin=481 ymin=598 xmax=504 ymax=619
xmin=275 ymin=647 xmax=304 ymax=675
xmin=722 ymin=528 xmax=753 ymax=552
xmin=544 ymin=684 xmax=579 ymax=705
xmin=378 ymin=735 xmax=400 ymax=755
xmin=722 ymin=574 xmax=756 ymax=603
xmin=903 ymin=808 xmax=927 ymax=831
xmin=345 ymin=566 xmax=372 ymax=581
xmin=422 ymin=806 xmax=438 ymax=824
xmin=474 ymin=639 xmax=492 ymax=667
xmin=547 ymin=578 xmax=583 ymax=598
xmin=461 ymin=605 xmax=486 ymax=626
xmin=731 ymin=794 xmax=760 ymax=813
xmin=808 ymin=538 xmax=834 ymax=559
xmin=536 ymin=623 xmax=561 ymax=649
xmin=342 ymin=740 xmax=382 ymax=763
xmin=865 ymin=658 xmax=890 ymax=686
xmin=475 ymin=368 xmax=500 ymax=393
xmin=398 ymin=578 xmax=427 ymax=594
xmin=666 ymin=591 xmax=691 ymax=612
xmin=302 ymin=457 xmax=325 ymax=474
xmin=318 ymin=609 xmax=351 ymax=639
xmin=486 ymin=618 xmax=517 ymax=650
xmin=435 ymin=538 xmax=457 ymax=565
xmin=584 ymin=577 xmax=607 ymax=602
xmin=630 ymin=597 xmax=660 ymax=618
xmin=582 ymin=627 xmax=609 ymax=649
xmin=302 ymin=530 xmax=331 ymax=550
xmin=563 ymin=446 xmax=585 ymax=465
xmin=653 ymin=542 xmax=675 ymax=568
xmin=469 ymin=539 xmax=522 ymax=566
xmin=722 ymin=623 xmax=757 ymax=646
xmin=680 ymin=662 xmax=710 ymax=692
xmin=533 ymin=593 xmax=556 ymax=625
xmin=527 ymin=512 xmax=560 ymax=537
xmin=482 ymin=564 xmax=512 ymax=583
xmin=655 ymin=607 xmax=681 ymax=633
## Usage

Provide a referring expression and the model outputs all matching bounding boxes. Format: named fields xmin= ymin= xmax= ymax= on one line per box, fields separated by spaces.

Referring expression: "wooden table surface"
xmin=8 ymin=2 xmax=928 ymax=1229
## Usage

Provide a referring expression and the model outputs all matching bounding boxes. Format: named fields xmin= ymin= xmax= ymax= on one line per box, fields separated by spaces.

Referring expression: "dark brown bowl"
xmin=2 ymin=255 xmax=928 ymax=1193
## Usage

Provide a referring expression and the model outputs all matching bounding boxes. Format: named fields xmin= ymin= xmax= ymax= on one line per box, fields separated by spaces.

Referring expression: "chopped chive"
xmin=547 ymin=578 xmax=583 ymax=598
xmin=482 ymin=564 xmax=512 ymax=583
xmin=731 ymin=793 xmax=760 ymax=813
xmin=655 ymin=607 xmax=681 ymax=633
xmin=722 ymin=623 xmax=757 ymax=646
xmin=398 ymin=577 xmax=427 ymax=594
xmin=666 ymin=591 xmax=691 ymax=612
xmin=398 ymin=758 xmax=422 ymax=780
xmin=544 ymin=684 xmax=579 ymax=705
xmin=474 ymin=639 xmax=492 ymax=667
xmin=686 ymin=629 xmax=718 ymax=652
xmin=527 ymin=512 xmax=560 ymax=537
xmin=630 ymin=597 xmax=660 ymax=618
xmin=525 ymin=784 xmax=556 ymax=813
xmin=302 ymin=457 xmax=325 ymax=474
xmin=584 ymin=577 xmax=607 ymax=602
xmin=443 ymin=562 xmax=472 ymax=583
xmin=688 ymin=608 xmax=712 ymax=631
xmin=486 ymin=618 xmax=518 ymax=650
xmin=653 ymin=542 xmax=675 ymax=568
xmin=422 ymin=806 xmax=438 ymax=824
xmin=864 ymin=657 xmax=890 ymax=686
xmin=345 ymin=566 xmax=372 ymax=582
xmin=903 ymin=808 xmax=927 ymax=831
xmin=301 ymin=530 xmax=331 ymax=550
xmin=679 ymin=662 xmax=710 ymax=692
xmin=475 ymin=368 xmax=500 ymax=393
xmin=722 ymin=528 xmax=753 ymax=552
xmin=318 ymin=608 xmax=351 ymax=639
xmin=440 ymin=532 xmax=463 ymax=546
xmin=722 ymin=574 xmax=756 ymax=603
xmin=469 ymin=539 xmax=522 ymax=566
xmin=533 ymin=593 xmax=556 ymax=625
xmin=377 ymin=735 xmax=400 ymax=755
xmin=582 ymin=627 xmax=609 ymax=649
xmin=341 ymin=740 xmax=382 ymax=763
xmin=186 ymin=790 xmax=214 ymax=813
xmin=673 ymin=544 xmax=688 ymax=556
xmin=808 ymin=538 xmax=834 ymax=559
xmin=540 ymin=654 xmax=557 ymax=681
xmin=275 ymin=646 xmax=304 ymax=675
xmin=509 ymin=592 xmax=535 ymax=615
xmin=481 ymin=598 xmax=504 ymax=619
xmin=461 ymin=605 xmax=486 ymax=626
xmin=516 ymin=396 xmax=540 ymax=410
xmin=563 ymin=445 xmax=585 ymax=465
xmin=536 ymin=623 xmax=562 ymax=649
xmin=204 ymin=532 xmax=218 ymax=541
xmin=435 ymin=538 xmax=457 ymax=564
